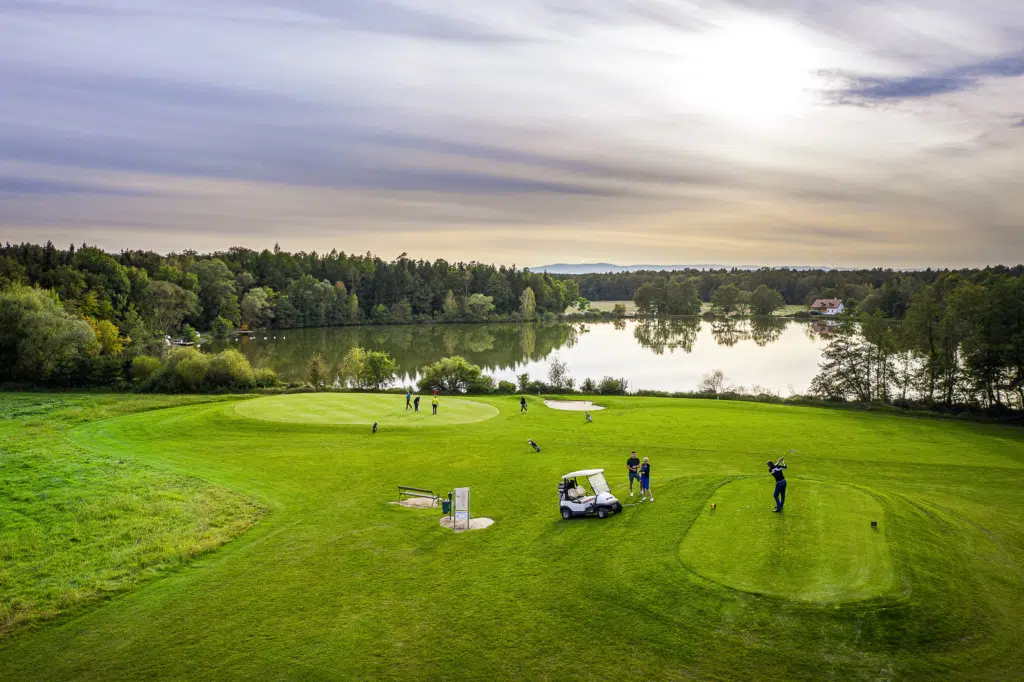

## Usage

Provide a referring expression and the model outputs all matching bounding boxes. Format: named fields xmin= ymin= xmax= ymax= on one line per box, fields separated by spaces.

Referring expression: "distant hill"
xmin=531 ymin=263 xmax=847 ymax=274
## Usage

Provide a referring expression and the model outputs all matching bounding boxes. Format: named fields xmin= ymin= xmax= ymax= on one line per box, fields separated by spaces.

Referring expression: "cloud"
xmin=828 ymin=49 xmax=1024 ymax=105
xmin=1 ymin=0 xmax=1023 ymax=266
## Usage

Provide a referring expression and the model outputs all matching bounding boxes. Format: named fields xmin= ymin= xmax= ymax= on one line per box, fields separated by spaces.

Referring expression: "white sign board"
xmin=454 ymin=487 xmax=470 ymax=529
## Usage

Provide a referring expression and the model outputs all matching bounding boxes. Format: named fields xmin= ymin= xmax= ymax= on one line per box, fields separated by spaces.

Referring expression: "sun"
xmin=678 ymin=18 xmax=821 ymax=123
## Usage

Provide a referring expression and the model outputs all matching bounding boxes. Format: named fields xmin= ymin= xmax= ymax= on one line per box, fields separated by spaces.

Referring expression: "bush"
xmin=254 ymin=367 xmax=278 ymax=388
xmin=175 ymin=353 xmax=210 ymax=392
xmin=497 ymin=380 xmax=517 ymax=394
xmin=417 ymin=356 xmax=487 ymax=393
xmin=467 ymin=374 xmax=495 ymax=394
xmin=210 ymin=316 xmax=233 ymax=340
xmin=526 ymin=380 xmax=549 ymax=393
xmin=597 ymin=376 xmax=629 ymax=395
xmin=205 ymin=349 xmax=255 ymax=391
xmin=131 ymin=355 xmax=162 ymax=384
xmin=580 ymin=377 xmax=597 ymax=393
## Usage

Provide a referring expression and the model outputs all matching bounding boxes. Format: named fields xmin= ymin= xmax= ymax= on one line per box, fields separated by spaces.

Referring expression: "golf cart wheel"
xmin=561 ymin=507 xmax=572 ymax=520
xmin=597 ymin=507 xmax=608 ymax=519
xmin=614 ymin=502 xmax=623 ymax=513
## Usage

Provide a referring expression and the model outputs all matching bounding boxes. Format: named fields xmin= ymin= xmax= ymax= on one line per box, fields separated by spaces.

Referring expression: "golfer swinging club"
xmin=767 ymin=456 xmax=787 ymax=512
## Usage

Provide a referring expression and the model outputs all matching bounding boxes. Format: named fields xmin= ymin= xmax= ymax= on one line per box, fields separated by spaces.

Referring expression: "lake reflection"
xmin=210 ymin=319 xmax=827 ymax=394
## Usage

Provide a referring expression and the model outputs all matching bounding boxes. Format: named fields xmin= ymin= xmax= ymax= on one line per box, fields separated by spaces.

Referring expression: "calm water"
xmin=208 ymin=319 xmax=831 ymax=394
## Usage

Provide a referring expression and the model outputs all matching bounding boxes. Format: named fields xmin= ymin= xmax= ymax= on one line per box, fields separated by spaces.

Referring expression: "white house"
xmin=810 ymin=298 xmax=845 ymax=315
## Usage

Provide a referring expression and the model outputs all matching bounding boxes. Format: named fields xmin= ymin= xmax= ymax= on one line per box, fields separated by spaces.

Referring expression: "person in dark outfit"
xmin=767 ymin=457 xmax=787 ymax=512
xmin=520 ymin=395 xmax=528 ymax=412
xmin=626 ymin=451 xmax=641 ymax=497
xmin=413 ymin=395 xmax=421 ymax=412
xmin=372 ymin=421 xmax=378 ymax=434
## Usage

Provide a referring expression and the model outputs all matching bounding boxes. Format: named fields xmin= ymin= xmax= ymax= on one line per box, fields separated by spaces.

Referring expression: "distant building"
xmin=810 ymin=298 xmax=845 ymax=315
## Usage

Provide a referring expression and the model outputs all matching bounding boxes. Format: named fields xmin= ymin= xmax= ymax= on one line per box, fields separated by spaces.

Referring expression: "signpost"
xmin=454 ymin=487 xmax=470 ymax=530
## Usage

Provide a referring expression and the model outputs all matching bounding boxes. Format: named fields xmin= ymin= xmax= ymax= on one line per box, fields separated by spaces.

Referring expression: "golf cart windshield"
xmin=588 ymin=472 xmax=610 ymax=495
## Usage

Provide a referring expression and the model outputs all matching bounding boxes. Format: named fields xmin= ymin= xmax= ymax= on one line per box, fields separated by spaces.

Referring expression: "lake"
xmin=208 ymin=318 xmax=832 ymax=394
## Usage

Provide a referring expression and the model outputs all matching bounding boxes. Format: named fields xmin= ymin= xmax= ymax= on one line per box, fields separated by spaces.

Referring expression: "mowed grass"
xmin=1 ymin=394 xmax=1023 ymax=680
xmin=681 ymin=478 xmax=893 ymax=602
xmin=235 ymin=392 xmax=498 ymax=426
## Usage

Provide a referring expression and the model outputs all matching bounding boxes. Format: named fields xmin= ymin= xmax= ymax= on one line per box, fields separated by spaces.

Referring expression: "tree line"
xmin=551 ymin=265 xmax=1024 ymax=315
xmin=0 ymin=241 xmax=588 ymax=342
xmin=810 ymin=273 xmax=1024 ymax=411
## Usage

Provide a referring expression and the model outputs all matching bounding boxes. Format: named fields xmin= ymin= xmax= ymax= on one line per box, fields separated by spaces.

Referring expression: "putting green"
xmin=680 ymin=478 xmax=894 ymax=603
xmin=234 ymin=392 xmax=498 ymax=426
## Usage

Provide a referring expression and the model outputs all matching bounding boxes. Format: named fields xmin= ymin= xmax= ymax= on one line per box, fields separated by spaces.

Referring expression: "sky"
xmin=1 ymin=0 xmax=1023 ymax=268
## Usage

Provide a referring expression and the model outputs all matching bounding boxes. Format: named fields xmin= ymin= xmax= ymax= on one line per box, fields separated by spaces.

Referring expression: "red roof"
xmin=811 ymin=298 xmax=843 ymax=308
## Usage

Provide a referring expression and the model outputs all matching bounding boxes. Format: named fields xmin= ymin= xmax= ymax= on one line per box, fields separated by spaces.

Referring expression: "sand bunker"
xmin=543 ymin=400 xmax=606 ymax=411
xmin=390 ymin=498 xmax=438 ymax=509
xmin=439 ymin=517 xmax=494 ymax=532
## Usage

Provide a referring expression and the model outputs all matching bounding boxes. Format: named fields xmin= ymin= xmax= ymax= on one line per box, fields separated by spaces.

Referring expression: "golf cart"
xmin=558 ymin=469 xmax=622 ymax=519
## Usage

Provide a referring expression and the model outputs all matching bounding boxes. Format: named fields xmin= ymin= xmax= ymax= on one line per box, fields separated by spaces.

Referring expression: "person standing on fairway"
xmin=626 ymin=451 xmax=641 ymax=497
xmin=639 ymin=457 xmax=653 ymax=502
xmin=405 ymin=389 xmax=411 ymax=410
xmin=520 ymin=395 xmax=528 ymax=413
xmin=432 ymin=395 xmax=438 ymax=415
xmin=414 ymin=395 xmax=421 ymax=412
xmin=767 ymin=457 xmax=787 ymax=512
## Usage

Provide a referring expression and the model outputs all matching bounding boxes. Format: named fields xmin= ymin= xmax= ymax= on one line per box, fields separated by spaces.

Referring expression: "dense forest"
xmin=0 ymin=242 xmax=584 ymax=341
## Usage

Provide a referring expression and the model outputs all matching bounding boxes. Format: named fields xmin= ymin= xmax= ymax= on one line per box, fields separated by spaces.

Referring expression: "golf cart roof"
xmin=562 ymin=469 xmax=604 ymax=478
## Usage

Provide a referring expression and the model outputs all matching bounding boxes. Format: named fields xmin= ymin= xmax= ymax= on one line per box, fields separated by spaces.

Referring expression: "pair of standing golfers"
xmin=404 ymin=390 xmax=437 ymax=414
xmin=627 ymin=451 xmax=653 ymax=501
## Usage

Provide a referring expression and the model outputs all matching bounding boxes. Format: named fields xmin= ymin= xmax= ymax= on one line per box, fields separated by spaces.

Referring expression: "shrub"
xmin=580 ymin=377 xmax=597 ymax=393
xmin=338 ymin=347 xmax=398 ymax=390
xmin=467 ymin=374 xmax=495 ymax=394
xmin=254 ymin=367 xmax=278 ymax=388
xmin=181 ymin=324 xmax=199 ymax=344
xmin=526 ymin=380 xmax=549 ymax=393
xmin=210 ymin=316 xmax=233 ymax=340
xmin=418 ymin=356 xmax=486 ymax=393
xmin=175 ymin=353 xmax=210 ymax=392
xmin=497 ymin=380 xmax=517 ymax=394
xmin=597 ymin=376 xmax=629 ymax=395
xmin=205 ymin=349 xmax=255 ymax=391
xmin=131 ymin=355 xmax=162 ymax=384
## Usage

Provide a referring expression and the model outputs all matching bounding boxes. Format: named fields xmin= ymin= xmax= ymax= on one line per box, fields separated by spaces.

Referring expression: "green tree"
xmin=711 ymin=284 xmax=741 ymax=315
xmin=362 ymin=350 xmax=398 ymax=390
xmin=181 ymin=324 xmax=199 ymax=344
xmin=519 ymin=288 xmax=537 ymax=321
xmin=465 ymin=293 xmax=495 ymax=321
xmin=665 ymin=279 xmax=702 ymax=315
xmin=241 ymin=287 xmax=274 ymax=330
xmin=141 ymin=280 xmax=200 ymax=336
xmin=0 ymin=285 xmax=98 ymax=384
xmin=442 ymin=290 xmax=460 ymax=321
xmin=417 ymin=356 xmax=490 ymax=393
xmin=210 ymin=316 xmax=234 ymax=341
xmin=307 ymin=352 xmax=330 ymax=390
xmin=750 ymin=285 xmax=785 ymax=316
xmin=187 ymin=259 xmax=240 ymax=328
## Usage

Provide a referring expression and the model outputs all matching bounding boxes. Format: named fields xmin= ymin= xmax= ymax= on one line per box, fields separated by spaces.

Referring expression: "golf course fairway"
xmin=2 ymin=393 xmax=1023 ymax=680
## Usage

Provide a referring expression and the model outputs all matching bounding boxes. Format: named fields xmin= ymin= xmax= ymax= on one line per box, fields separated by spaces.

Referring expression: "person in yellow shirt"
xmin=431 ymin=395 xmax=439 ymax=415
